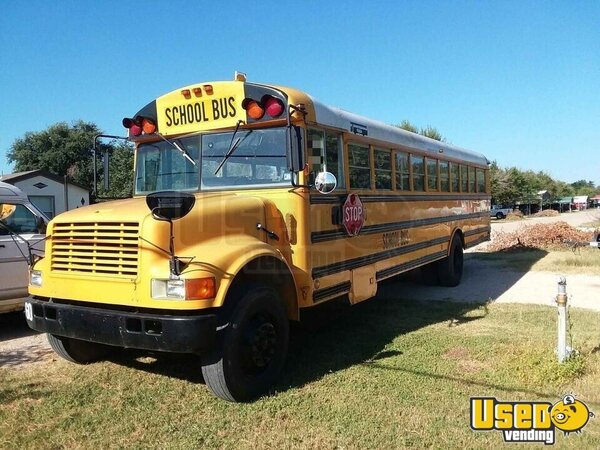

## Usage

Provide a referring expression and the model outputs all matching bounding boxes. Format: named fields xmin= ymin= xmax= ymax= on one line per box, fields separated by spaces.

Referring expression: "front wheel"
xmin=496 ymin=212 xmax=505 ymax=220
xmin=437 ymin=235 xmax=464 ymax=287
xmin=201 ymin=285 xmax=289 ymax=402
xmin=47 ymin=334 xmax=112 ymax=364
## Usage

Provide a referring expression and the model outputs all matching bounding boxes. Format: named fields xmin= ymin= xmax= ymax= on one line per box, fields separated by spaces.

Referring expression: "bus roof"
xmin=307 ymin=95 xmax=489 ymax=167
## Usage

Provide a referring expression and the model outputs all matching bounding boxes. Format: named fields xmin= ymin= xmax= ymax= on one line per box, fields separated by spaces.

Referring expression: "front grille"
xmin=51 ymin=222 xmax=140 ymax=277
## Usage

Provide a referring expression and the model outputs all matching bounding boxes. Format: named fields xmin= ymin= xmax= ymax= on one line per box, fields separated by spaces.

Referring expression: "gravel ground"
xmin=2 ymin=210 xmax=598 ymax=369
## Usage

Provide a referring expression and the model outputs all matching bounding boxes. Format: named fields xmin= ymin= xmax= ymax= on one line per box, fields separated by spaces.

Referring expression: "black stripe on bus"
xmin=312 ymin=281 xmax=352 ymax=303
xmin=311 ymin=211 xmax=489 ymax=243
xmin=465 ymin=234 xmax=491 ymax=248
xmin=312 ymin=236 xmax=450 ymax=279
xmin=376 ymin=251 xmax=447 ymax=281
xmin=464 ymin=226 xmax=491 ymax=237
xmin=310 ymin=193 xmax=491 ymax=204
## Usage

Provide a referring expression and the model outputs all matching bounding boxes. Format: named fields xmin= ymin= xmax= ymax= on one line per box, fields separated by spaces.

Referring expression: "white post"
xmin=556 ymin=277 xmax=569 ymax=363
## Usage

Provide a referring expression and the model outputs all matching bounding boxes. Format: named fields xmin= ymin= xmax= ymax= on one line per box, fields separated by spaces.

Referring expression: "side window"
xmin=427 ymin=158 xmax=438 ymax=191
xmin=395 ymin=151 xmax=410 ymax=191
xmin=450 ymin=162 xmax=459 ymax=192
xmin=412 ymin=155 xmax=425 ymax=192
xmin=468 ymin=166 xmax=476 ymax=193
xmin=325 ymin=132 xmax=345 ymax=189
xmin=439 ymin=161 xmax=450 ymax=192
xmin=308 ymin=128 xmax=345 ymax=189
xmin=460 ymin=165 xmax=468 ymax=192
xmin=374 ymin=148 xmax=392 ymax=190
xmin=348 ymin=143 xmax=371 ymax=189
xmin=29 ymin=195 xmax=55 ymax=219
xmin=0 ymin=204 xmax=40 ymax=235
xmin=476 ymin=168 xmax=485 ymax=193
xmin=308 ymin=128 xmax=325 ymax=174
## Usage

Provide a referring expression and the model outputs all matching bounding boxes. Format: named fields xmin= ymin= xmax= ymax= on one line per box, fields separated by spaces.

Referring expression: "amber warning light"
xmin=242 ymin=95 xmax=284 ymax=121
xmin=123 ymin=117 xmax=156 ymax=136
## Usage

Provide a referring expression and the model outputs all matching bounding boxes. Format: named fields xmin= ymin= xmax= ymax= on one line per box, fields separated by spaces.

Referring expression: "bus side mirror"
xmin=287 ymin=125 xmax=304 ymax=172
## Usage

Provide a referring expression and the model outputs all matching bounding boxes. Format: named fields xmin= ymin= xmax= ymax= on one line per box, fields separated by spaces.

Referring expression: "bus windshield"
xmin=135 ymin=127 xmax=291 ymax=194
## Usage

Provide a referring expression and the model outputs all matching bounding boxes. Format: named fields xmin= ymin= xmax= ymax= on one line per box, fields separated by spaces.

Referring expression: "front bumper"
xmin=25 ymin=298 xmax=217 ymax=354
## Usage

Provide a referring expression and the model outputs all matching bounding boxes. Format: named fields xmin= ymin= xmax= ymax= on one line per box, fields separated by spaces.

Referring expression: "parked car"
xmin=0 ymin=181 xmax=48 ymax=313
xmin=490 ymin=205 xmax=513 ymax=220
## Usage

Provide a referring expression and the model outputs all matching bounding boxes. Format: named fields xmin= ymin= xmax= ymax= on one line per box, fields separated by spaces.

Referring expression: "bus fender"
xmin=214 ymin=243 xmax=299 ymax=321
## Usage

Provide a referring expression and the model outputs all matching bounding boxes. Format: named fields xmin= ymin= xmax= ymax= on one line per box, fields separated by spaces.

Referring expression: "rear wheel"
xmin=201 ymin=285 xmax=289 ymax=402
xmin=496 ymin=212 xmax=505 ymax=220
xmin=437 ymin=235 xmax=464 ymax=287
xmin=47 ymin=334 xmax=112 ymax=364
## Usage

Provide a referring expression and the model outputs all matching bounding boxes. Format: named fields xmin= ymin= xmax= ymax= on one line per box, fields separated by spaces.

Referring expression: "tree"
xmin=394 ymin=120 xmax=446 ymax=142
xmin=97 ymin=141 xmax=134 ymax=198
xmin=395 ymin=120 xmax=419 ymax=134
xmin=7 ymin=121 xmax=133 ymax=201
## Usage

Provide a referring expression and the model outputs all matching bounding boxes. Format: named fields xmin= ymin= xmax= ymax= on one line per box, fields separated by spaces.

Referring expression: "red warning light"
xmin=264 ymin=96 xmax=284 ymax=118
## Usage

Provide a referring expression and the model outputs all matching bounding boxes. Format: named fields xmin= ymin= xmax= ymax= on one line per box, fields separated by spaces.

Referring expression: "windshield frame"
xmin=134 ymin=127 xmax=292 ymax=195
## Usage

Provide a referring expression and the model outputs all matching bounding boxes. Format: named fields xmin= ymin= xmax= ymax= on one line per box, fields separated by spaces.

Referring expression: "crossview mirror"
xmin=146 ymin=191 xmax=196 ymax=221
xmin=314 ymin=171 xmax=337 ymax=194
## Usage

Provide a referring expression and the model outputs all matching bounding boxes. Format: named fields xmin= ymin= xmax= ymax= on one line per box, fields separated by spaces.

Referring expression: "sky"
xmin=1 ymin=1 xmax=599 ymax=185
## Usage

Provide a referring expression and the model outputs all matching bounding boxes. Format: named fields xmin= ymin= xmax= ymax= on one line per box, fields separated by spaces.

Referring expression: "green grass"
xmin=470 ymin=248 xmax=600 ymax=274
xmin=2 ymin=299 xmax=600 ymax=449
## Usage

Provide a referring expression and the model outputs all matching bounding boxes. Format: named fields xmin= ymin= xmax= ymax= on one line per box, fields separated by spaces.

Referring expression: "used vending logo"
xmin=470 ymin=395 xmax=594 ymax=445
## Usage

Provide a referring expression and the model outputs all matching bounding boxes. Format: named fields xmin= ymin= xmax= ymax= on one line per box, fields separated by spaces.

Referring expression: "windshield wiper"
xmin=214 ymin=120 xmax=247 ymax=175
xmin=157 ymin=133 xmax=196 ymax=166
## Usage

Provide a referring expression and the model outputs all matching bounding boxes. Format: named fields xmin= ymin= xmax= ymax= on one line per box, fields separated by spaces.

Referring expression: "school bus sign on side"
xmin=470 ymin=395 xmax=594 ymax=445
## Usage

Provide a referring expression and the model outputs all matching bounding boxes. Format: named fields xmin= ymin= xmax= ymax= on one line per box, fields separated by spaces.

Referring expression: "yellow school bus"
xmin=26 ymin=74 xmax=490 ymax=401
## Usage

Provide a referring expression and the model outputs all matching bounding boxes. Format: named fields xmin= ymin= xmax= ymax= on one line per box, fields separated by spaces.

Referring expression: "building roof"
xmin=0 ymin=169 xmax=88 ymax=191
xmin=558 ymin=197 xmax=572 ymax=204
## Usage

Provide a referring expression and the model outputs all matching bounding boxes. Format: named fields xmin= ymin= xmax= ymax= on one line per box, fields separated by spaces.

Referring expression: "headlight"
xmin=151 ymin=277 xmax=216 ymax=300
xmin=29 ymin=270 xmax=43 ymax=287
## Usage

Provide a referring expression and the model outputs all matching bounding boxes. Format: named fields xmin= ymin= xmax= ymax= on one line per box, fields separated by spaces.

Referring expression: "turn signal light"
xmin=185 ymin=277 xmax=216 ymax=300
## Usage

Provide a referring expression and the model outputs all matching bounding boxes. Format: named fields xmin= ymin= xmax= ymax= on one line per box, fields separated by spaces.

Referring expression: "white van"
xmin=0 ymin=181 xmax=48 ymax=313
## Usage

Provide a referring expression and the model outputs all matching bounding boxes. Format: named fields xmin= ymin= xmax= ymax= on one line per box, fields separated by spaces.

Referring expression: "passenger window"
xmin=460 ymin=165 xmax=468 ymax=192
xmin=395 ymin=151 xmax=410 ymax=191
xmin=412 ymin=155 xmax=425 ymax=192
xmin=476 ymin=168 xmax=486 ymax=193
xmin=439 ymin=161 xmax=450 ymax=192
xmin=308 ymin=128 xmax=345 ymax=189
xmin=450 ymin=163 xmax=459 ymax=192
xmin=468 ymin=166 xmax=476 ymax=193
xmin=0 ymin=204 xmax=39 ymax=235
xmin=374 ymin=148 xmax=392 ymax=190
xmin=348 ymin=143 xmax=371 ymax=189
xmin=427 ymin=158 xmax=438 ymax=191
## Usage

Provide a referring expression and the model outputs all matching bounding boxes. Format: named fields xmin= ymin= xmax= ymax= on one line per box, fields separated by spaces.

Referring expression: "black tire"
xmin=496 ymin=212 xmax=505 ymax=220
xmin=47 ymin=334 xmax=112 ymax=364
xmin=437 ymin=235 xmax=464 ymax=287
xmin=201 ymin=285 xmax=289 ymax=402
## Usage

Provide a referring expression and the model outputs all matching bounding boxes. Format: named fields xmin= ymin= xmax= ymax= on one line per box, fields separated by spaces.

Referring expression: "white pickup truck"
xmin=0 ymin=182 xmax=48 ymax=313
xmin=490 ymin=205 xmax=513 ymax=219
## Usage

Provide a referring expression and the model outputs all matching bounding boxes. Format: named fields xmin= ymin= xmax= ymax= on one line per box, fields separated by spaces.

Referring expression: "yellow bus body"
xmin=26 ymin=77 xmax=489 ymax=401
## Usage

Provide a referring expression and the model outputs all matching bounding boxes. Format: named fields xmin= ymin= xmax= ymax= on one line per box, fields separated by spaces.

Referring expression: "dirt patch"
xmin=0 ymin=312 xmax=53 ymax=369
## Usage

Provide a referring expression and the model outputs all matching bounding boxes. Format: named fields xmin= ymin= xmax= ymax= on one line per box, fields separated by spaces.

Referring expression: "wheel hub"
xmin=250 ymin=322 xmax=277 ymax=367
